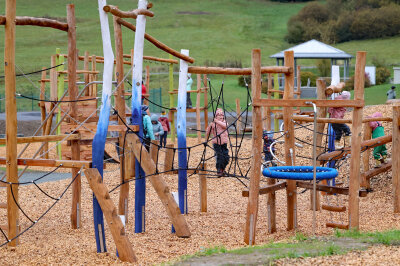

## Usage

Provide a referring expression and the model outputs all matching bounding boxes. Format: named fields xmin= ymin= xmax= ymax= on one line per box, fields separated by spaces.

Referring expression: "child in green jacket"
xmin=368 ymin=112 xmax=387 ymax=168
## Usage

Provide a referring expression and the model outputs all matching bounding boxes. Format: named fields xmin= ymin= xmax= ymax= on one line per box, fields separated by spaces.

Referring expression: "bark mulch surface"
xmin=0 ymin=105 xmax=399 ymax=265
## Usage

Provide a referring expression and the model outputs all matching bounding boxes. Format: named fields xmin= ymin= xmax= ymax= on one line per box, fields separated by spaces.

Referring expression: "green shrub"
xmin=301 ymin=71 xmax=317 ymax=87
xmin=376 ymin=67 xmax=391 ymax=85
xmin=238 ymin=76 xmax=251 ymax=87
xmin=316 ymin=59 xmax=331 ymax=77
xmin=344 ymin=73 xmax=372 ymax=90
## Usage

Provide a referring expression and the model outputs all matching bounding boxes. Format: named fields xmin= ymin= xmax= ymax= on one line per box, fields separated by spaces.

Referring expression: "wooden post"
xmin=244 ymin=49 xmax=263 ymax=245
xmin=265 ymin=73 xmax=272 ymax=131
xmin=84 ymin=169 xmax=137 ymax=263
xmin=168 ymin=54 xmax=175 ymax=143
xmin=199 ymin=162 xmax=207 ymax=212
xmin=273 ymin=74 xmax=279 ymax=131
xmin=393 ymin=106 xmax=400 ymax=212
xmin=235 ymin=98 xmax=241 ymax=133
xmin=267 ymin=176 xmax=276 ymax=233
xmin=348 ymin=51 xmax=366 ymax=229
xmin=361 ymin=123 xmax=372 ymax=189
xmin=164 ymin=144 xmax=174 ymax=172
xmin=84 ymin=51 xmax=90 ymax=96
xmin=203 ymin=74 xmax=209 ymax=129
xmin=114 ymin=14 xmax=129 ymax=222
xmin=67 ymin=4 xmax=81 ymax=230
xmin=90 ymin=55 xmax=97 ymax=96
xmin=56 ymin=48 xmax=65 ymax=160
xmin=120 ymin=133 xmax=135 ymax=223
xmin=40 ymin=68 xmax=48 ymax=157
xmin=196 ymin=74 xmax=202 ymax=142
xmin=130 ymin=134 xmax=191 ymax=237
xmin=310 ymin=78 xmax=327 ymax=211
xmin=5 ymin=0 xmax=19 ymax=247
xmin=283 ymin=51 xmax=296 ymax=230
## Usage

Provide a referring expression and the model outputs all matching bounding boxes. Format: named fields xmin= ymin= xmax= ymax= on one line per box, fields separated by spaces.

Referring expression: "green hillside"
xmin=0 ymin=0 xmax=399 ymax=110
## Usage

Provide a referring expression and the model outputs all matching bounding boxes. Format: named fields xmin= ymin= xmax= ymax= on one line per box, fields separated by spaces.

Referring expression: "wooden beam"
xmin=84 ymin=169 xmax=137 ymax=263
xmin=199 ymin=163 xmax=207 ymax=212
xmin=119 ymin=133 xmax=135 ymax=223
xmin=62 ymin=124 xmax=139 ymax=133
xmin=117 ymin=18 xmax=195 ymax=63
xmin=196 ymin=74 xmax=202 ymax=143
xmin=5 ymin=0 xmax=18 ymax=247
xmin=0 ymin=133 xmax=80 ymax=145
xmin=361 ymin=160 xmax=392 ymax=181
xmin=242 ymin=181 xmax=287 ymax=197
xmin=103 ymin=5 xmax=154 ymax=18
xmin=325 ymin=82 xmax=345 ymax=96
xmin=393 ymin=106 xmax=400 ymax=212
xmin=0 ymin=15 xmax=68 ymax=31
xmin=253 ymin=99 xmax=364 ymax=108
xmin=296 ymin=181 xmax=368 ymax=197
xmin=361 ymin=123 xmax=372 ymax=188
xmin=164 ymin=144 xmax=174 ymax=172
xmin=0 ymin=157 xmax=91 ymax=169
xmin=318 ymin=134 xmax=392 ymax=161
xmin=130 ymin=134 xmax=191 ymax=237
xmin=244 ymin=49 xmax=263 ymax=245
xmin=287 ymin=115 xmax=392 ymax=124
xmin=188 ymin=66 xmax=291 ymax=75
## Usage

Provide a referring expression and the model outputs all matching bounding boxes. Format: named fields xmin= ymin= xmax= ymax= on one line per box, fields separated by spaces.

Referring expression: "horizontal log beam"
xmin=187 ymin=66 xmax=292 ymax=75
xmin=0 ymin=16 xmax=68 ymax=31
xmin=0 ymin=158 xmax=91 ymax=169
xmin=318 ymin=135 xmax=392 ymax=161
xmin=0 ymin=133 xmax=80 ymax=145
xmin=277 ymin=114 xmax=393 ymax=124
xmin=361 ymin=160 xmax=392 ymax=181
xmin=103 ymin=5 xmax=154 ymax=18
xmin=253 ymin=99 xmax=364 ymax=108
xmin=242 ymin=181 xmax=287 ymax=197
xmin=296 ymin=181 xmax=368 ymax=197
xmin=62 ymin=124 xmax=139 ymax=133
xmin=123 ymin=54 xmax=178 ymax=64
xmin=325 ymin=82 xmax=345 ymax=96
xmin=117 ymin=18 xmax=195 ymax=64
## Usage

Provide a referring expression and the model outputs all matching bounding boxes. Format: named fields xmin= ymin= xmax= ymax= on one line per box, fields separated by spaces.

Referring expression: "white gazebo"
xmin=270 ymin=39 xmax=353 ymax=81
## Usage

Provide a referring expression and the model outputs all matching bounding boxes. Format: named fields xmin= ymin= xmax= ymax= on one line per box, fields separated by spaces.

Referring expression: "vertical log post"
xmin=196 ymin=74 xmax=202 ymax=142
xmin=84 ymin=51 xmax=90 ymax=96
xmin=393 ymin=106 xmax=400 ymax=212
xmin=40 ymin=68 xmax=47 ymax=157
xmin=273 ymin=74 xmax=280 ymax=131
xmin=361 ymin=123 xmax=372 ymax=189
xmin=265 ymin=73 xmax=272 ymax=131
xmin=199 ymin=162 xmax=207 ymax=212
xmin=114 ymin=14 xmax=129 ymax=222
xmin=236 ymin=98 xmax=241 ymax=133
xmin=283 ymin=51 xmax=296 ymax=230
xmin=90 ymin=55 xmax=97 ymax=96
xmin=164 ymin=144 xmax=174 ymax=172
xmin=67 ymin=4 xmax=81 ymax=230
xmin=244 ymin=49 xmax=262 ymax=245
xmin=349 ymin=51 xmax=366 ymax=229
xmin=56 ymin=48 xmax=65 ymax=160
xmin=310 ymin=79 xmax=327 ymax=211
xmin=168 ymin=54 xmax=175 ymax=144
xmin=5 ymin=0 xmax=19 ymax=247
xmin=203 ymin=74 xmax=209 ymax=128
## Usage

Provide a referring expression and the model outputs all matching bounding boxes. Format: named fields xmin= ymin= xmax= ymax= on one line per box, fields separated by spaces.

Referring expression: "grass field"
xmin=0 ymin=0 xmax=399 ymax=110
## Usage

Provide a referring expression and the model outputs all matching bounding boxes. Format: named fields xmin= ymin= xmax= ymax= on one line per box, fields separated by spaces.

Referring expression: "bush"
xmin=316 ymin=59 xmax=331 ymax=77
xmin=376 ymin=67 xmax=391 ymax=85
xmin=344 ymin=73 xmax=372 ymax=90
xmin=238 ymin=76 xmax=251 ymax=87
xmin=301 ymin=71 xmax=317 ymax=87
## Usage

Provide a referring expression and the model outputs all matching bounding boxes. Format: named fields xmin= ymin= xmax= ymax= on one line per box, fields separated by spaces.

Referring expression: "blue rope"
xmin=263 ymin=166 xmax=338 ymax=180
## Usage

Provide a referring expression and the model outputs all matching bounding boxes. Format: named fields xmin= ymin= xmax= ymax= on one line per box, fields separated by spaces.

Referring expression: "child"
xmin=328 ymin=91 xmax=351 ymax=149
xmin=158 ymin=110 xmax=170 ymax=147
xmin=151 ymin=114 xmax=164 ymax=142
xmin=141 ymin=105 xmax=154 ymax=151
xmin=263 ymin=130 xmax=276 ymax=167
xmin=206 ymin=108 xmax=230 ymax=177
xmin=369 ymin=112 xmax=387 ymax=168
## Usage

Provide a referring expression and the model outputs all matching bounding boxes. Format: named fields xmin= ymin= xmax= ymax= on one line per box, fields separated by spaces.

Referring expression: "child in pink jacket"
xmin=328 ymin=91 xmax=351 ymax=149
xmin=206 ymin=108 xmax=230 ymax=177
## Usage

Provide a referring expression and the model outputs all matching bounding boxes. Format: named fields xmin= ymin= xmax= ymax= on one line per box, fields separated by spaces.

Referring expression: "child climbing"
xmin=328 ymin=91 xmax=351 ymax=149
xmin=158 ymin=110 xmax=170 ymax=147
xmin=263 ymin=130 xmax=276 ymax=167
xmin=151 ymin=114 xmax=164 ymax=142
xmin=205 ymin=108 xmax=230 ymax=177
xmin=141 ymin=105 xmax=154 ymax=151
xmin=368 ymin=112 xmax=387 ymax=168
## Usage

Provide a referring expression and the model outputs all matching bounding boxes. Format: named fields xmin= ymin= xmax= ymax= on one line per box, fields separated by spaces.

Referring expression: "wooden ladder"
xmin=322 ymin=189 xmax=349 ymax=230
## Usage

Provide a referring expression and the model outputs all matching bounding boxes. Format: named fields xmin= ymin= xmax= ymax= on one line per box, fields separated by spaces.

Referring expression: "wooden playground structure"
xmin=1 ymin=0 xmax=400 ymax=264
